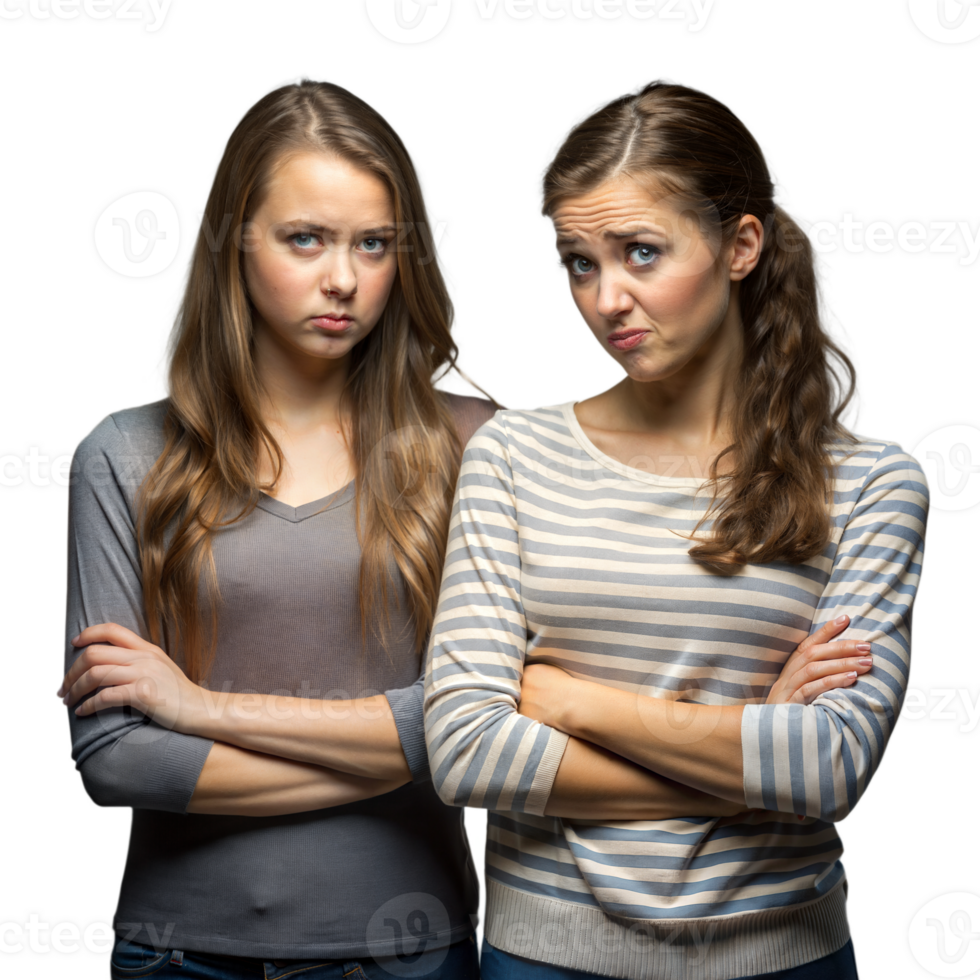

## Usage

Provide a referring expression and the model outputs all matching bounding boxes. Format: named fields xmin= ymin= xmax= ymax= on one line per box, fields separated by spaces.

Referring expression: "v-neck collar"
xmin=255 ymin=480 xmax=355 ymax=524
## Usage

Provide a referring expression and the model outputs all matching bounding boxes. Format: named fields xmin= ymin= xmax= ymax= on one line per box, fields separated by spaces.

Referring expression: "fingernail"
xmin=846 ymin=671 xmax=857 ymax=679
xmin=856 ymin=643 xmax=871 ymax=652
xmin=857 ymin=658 xmax=873 ymax=667
xmin=835 ymin=615 xmax=848 ymax=625
xmin=62 ymin=695 xmax=69 ymax=705
xmin=56 ymin=687 xmax=63 ymax=698
xmin=71 ymin=635 xmax=80 ymax=645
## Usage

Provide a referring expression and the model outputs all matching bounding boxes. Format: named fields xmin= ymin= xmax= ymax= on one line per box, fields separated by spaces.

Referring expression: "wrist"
xmin=555 ymin=677 xmax=597 ymax=738
xmin=180 ymin=684 xmax=229 ymax=740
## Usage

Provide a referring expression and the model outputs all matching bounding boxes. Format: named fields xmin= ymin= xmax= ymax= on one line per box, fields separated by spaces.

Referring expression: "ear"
xmin=729 ymin=214 xmax=764 ymax=281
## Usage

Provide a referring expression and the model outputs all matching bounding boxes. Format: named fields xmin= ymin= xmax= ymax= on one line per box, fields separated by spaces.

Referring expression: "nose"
xmin=320 ymin=248 xmax=357 ymax=299
xmin=595 ymin=268 xmax=633 ymax=322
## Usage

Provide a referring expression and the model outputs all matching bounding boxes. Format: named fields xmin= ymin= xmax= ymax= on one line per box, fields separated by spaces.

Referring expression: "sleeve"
xmin=423 ymin=417 xmax=569 ymax=816
xmin=384 ymin=674 xmax=430 ymax=783
xmin=741 ymin=444 xmax=929 ymax=821
xmin=66 ymin=415 xmax=214 ymax=812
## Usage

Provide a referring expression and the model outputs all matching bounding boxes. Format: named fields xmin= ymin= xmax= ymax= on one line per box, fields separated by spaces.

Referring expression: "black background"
xmin=0 ymin=0 xmax=980 ymax=980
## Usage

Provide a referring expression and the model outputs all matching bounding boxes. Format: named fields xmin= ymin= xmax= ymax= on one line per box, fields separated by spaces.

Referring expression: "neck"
xmin=621 ymin=353 xmax=738 ymax=445
xmin=619 ymin=301 xmax=744 ymax=448
xmin=252 ymin=321 xmax=351 ymax=430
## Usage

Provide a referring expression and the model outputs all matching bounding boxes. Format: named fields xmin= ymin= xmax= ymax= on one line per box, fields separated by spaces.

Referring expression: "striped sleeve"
xmin=423 ymin=417 xmax=569 ymax=816
xmin=742 ymin=444 xmax=929 ymax=821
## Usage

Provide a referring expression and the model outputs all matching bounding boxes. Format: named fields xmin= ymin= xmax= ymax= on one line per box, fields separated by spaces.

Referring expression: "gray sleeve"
xmin=66 ymin=414 xmax=214 ymax=812
xmin=384 ymin=673 xmax=430 ymax=784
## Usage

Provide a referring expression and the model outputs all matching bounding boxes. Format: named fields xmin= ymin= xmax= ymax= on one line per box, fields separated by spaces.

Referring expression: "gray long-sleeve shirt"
xmin=65 ymin=395 xmax=494 ymax=960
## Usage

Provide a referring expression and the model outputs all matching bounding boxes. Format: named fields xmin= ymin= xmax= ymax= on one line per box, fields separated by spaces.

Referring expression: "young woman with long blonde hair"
xmin=59 ymin=80 xmax=497 ymax=979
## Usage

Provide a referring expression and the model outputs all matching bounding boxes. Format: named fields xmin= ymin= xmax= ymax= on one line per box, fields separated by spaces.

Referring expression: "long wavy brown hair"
xmin=138 ymin=81 xmax=465 ymax=680
xmin=543 ymin=82 xmax=856 ymax=572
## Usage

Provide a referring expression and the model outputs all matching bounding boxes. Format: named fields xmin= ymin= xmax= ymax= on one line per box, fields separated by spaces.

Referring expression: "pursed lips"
xmin=606 ymin=328 xmax=648 ymax=351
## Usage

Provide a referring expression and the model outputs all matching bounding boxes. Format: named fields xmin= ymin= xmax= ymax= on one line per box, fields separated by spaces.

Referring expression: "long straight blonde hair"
xmin=138 ymin=81 xmax=463 ymax=680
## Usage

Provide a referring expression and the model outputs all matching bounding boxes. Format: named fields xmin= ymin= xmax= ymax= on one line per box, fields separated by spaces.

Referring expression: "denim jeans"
xmin=109 ymin=934 xmax=480 ymax=979
xmin=480 ymin=937 xmax=859 ymax=980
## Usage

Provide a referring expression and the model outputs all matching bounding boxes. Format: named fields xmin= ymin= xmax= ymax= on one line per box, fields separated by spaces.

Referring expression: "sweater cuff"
xmin=78 ymin=725 xmax=215 ymax=813
xmin=385 ymin=679 xmax=431 ymax=784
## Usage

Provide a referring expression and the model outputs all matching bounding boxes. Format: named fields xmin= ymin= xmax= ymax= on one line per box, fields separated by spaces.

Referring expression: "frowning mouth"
xmin=311 ymin=315 xmax=354 ymax=333
xmin=606 ymin=329 xmax=648 ymax=351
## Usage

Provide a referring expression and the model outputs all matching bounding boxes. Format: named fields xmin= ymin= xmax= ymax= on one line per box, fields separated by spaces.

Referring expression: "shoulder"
xmin=73 ymin=400 xmax=170 ymax=492
xmin=459 ymin=404 xmax=577 ymax=467
xmin=441 ymin=392 xmax=499 ymax=448
xmin=476 ymin=404 xmax=574 ymax=447
xmin=831 ymin=436 xmax=927 ymax=489
xmin=830 ymin=435 xmax=929 ymax=524
xmin=468 ymin=402 xmax=570 ymax=439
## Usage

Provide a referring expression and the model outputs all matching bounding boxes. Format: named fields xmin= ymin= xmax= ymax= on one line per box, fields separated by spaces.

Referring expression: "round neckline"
xmin=560 ymin=402 xmax=710 ymax=488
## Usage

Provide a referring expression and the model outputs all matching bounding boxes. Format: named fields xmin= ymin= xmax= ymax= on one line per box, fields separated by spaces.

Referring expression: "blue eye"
xmin=360 ymin=237 xmax=386 ymax=254
xmin=290 ymin=233 xmax=318 ymax=250
xmin=628 ymin=244 xmax=660 ymax=266
xmin=565 ymin=255 xmax=594 ymax=277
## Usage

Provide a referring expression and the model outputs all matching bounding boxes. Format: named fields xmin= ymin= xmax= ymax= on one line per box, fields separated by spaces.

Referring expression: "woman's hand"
xmin=518 ymin=661 xmax=581 ymax=729
xmin=59 ymin=623 xmax=207 ymax=733
xmin=522 ymin=662 xmax=751 ymax=821
xmin=766 ymin=615 xmax=873 ymax=705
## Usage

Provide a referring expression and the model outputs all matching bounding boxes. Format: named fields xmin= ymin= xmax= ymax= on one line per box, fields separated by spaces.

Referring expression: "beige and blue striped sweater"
xmin=424 ymin=403 xmax=928 ymax=980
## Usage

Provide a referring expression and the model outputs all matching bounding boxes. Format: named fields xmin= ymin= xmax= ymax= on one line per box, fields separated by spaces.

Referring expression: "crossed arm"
xmin=61 ymin=617 xmax=868 ymax=819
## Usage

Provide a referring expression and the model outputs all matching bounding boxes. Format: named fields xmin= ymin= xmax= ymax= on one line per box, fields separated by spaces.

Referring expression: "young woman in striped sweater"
xmin=424 ymin=82 xmax=927 ymax=980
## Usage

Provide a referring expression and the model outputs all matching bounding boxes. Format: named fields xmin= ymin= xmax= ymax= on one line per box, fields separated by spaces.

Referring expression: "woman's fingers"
xmin=784 ymin=649 xmax=873 ymax=704
xmin=795 ymin=615 xmax=850 ymax=655
xmin=74 ymin=683 xmax=145 ymax=717
xmin=72 ymin=622 xmax=149 ymax=650
xmin=64 ymin=664 xmax=139 ymax=707
xmin=767 ymin=621 xmax=875 ymax=705
xmin=793 ymin=671 xmax=861 ymax=705
xmin=58 ymin=643 xmax=141 ymax=697
xmin=776 ymin=618 xmax=853 ymax=683
xmin=60 ymin=635 xmax=189 ymax=730
xmin=806 ymin=639 xmax=872 ymax=663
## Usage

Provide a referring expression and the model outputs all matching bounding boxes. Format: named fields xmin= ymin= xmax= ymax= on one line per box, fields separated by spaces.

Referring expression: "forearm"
xmin=186 ymin=693 xmax=411 ymax=781
xmin=187 ymin=741 xmax=408 ymax=817
xmin=544 ymin=736 xmax=744 ymax=820
xmin=557 ymin=683 xmax=746 ymax=803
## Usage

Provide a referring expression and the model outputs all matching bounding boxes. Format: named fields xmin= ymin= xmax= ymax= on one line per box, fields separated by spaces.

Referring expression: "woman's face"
xmin=552 ymin=176 xmax=759 ymax=385
xmin=244 ymin=151 xmax=398 ymax=363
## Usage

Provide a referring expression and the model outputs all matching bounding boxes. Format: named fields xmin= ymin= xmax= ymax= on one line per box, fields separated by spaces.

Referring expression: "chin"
xmin=621 ymin=354 xmax=674 ymax=382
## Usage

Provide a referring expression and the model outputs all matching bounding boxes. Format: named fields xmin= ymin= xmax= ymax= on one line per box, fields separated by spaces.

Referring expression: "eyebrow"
xmin=556 ymin=227 xmax=664 ymax=246
xmin=281 ymin=222 xmax=398 ymax=236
